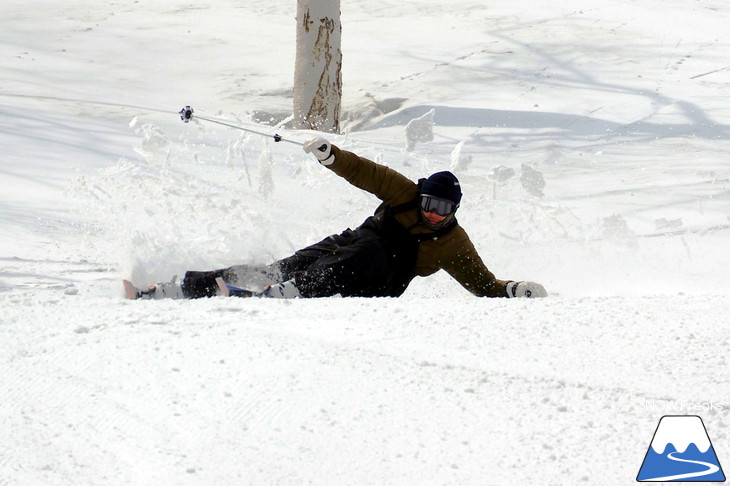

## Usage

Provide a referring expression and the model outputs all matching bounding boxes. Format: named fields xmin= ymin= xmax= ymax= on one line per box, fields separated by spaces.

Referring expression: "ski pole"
xmin=178 ymin=106 xmax=303 ymax=146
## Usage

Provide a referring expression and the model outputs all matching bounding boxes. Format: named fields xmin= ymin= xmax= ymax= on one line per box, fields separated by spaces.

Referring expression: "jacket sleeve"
xmin=440 ymin=228 xmax=510 ymax=297
xmin=324 ymin=145 xmax=417 ymax=205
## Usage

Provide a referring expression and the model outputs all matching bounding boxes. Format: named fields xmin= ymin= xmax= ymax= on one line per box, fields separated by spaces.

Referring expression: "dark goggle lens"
xmin=419 ymin=195 xmax=455 ymax=216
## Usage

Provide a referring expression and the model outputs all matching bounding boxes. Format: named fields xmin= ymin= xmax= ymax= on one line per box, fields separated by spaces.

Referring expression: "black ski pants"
xmin=181 ymin=228 xmax=406 ymax=298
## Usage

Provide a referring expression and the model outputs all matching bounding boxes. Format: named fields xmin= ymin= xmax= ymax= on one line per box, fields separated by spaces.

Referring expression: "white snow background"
xmin=2 ymin=1 xmax=730 ymax=484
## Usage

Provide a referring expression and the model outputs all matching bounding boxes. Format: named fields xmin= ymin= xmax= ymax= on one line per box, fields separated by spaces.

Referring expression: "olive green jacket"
xmin=327 ymin=145 xmax=510 ymax=297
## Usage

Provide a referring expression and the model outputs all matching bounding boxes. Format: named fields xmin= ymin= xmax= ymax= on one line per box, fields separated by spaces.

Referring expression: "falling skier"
xmin=124 ymin=137 xmax=547 ymax=300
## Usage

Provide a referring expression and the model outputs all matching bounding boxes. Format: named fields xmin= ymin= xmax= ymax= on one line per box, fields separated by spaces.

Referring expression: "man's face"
xmin=419 ymin=194 xmax=456 ymax=225
xmin=421 ymin=209 xmax=447 ymax=225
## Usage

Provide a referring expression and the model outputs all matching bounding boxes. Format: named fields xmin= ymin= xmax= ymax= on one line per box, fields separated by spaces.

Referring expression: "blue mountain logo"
xmin=637 ymin=415 xmax=725 ymax=482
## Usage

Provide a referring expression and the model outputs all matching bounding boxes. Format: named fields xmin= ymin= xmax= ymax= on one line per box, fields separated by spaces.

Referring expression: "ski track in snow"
xmin=2 ymin=0 xmax=730 ymax=484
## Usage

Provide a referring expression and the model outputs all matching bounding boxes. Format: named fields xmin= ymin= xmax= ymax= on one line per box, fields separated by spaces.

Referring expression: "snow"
xmin=2 ymin=0 xmax=730 ymax=484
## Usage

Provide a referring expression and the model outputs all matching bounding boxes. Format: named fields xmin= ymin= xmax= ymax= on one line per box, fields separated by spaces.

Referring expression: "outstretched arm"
xmin=304 ymin=137 xmax=417 ymax=206
xmin=438 ymin=228 xmax=547 ymax=298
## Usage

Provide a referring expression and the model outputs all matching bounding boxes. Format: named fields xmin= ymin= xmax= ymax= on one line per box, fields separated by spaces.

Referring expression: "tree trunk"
xmin=293 ymin=0 xmax=342 ymax=133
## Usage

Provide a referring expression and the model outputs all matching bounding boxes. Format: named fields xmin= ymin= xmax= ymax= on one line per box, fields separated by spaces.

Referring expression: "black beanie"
xmin=420 ymin=171 xmax=462 ymax=206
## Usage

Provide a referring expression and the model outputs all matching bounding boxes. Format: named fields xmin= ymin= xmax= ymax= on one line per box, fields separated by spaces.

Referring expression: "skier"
xmin=126 ymin=137 xmax=547 ymax=300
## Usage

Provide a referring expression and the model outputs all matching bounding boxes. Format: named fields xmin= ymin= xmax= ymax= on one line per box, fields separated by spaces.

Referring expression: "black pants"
xmin=181 ymin=227 xmax=414 ymax=299
xmin=277 ymin=229 xmax=395 ymax=297
xmin=181 ymin=264 xmax=279 ymax=299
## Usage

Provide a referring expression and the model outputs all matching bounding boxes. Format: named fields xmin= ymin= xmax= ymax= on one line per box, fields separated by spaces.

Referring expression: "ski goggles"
xmin=419 ymin=194 xmax=457 ymax=217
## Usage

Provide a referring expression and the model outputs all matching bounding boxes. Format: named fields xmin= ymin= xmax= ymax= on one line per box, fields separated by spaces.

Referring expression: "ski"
xmin=215 ymin=277 xmax=259 ymax=298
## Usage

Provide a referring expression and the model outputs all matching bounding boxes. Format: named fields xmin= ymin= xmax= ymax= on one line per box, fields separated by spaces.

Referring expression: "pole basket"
xmin=179 ymin=106 xmax=194 ymax=123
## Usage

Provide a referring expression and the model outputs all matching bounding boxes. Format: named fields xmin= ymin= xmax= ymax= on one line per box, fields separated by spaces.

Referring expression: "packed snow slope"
xmin=2 ymin=0 xmax=730 ymax=484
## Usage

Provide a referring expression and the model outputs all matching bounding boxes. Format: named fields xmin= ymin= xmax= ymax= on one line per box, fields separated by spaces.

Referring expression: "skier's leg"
xmin=260 ymin=230 xmax=380 ymax=298
xmin=225 ymin=264 xmax=282 ymax=290
xmin=180 ymin=263 xmax=284 ymax=298
xmin=293 ymin=236 xmax=391 ymax=297
xmin=254 ymin=231 xmax=391 ymax=299
xmin=173 ymin=234 xmax=344 ymax=299
xmin=190 ymin=230 xmax=386 ymax=300
xmin=274 ymin=232 xmax=347 ymax=280
xmin=180 ymin=268 xmax=235 ymax=298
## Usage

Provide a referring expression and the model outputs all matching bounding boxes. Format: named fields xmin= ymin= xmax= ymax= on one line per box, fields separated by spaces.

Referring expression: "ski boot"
xmin=215 ymin=277 xmax=301 ymax=299
xmin=123 ymin=276 xmax=184 ymax=300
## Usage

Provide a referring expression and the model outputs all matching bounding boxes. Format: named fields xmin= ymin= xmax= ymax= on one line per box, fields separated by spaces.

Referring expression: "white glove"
xmin=303 ymin=136 xmax=335 ymax=166
xmin=507 ymin=281 xmax=547 ymax=298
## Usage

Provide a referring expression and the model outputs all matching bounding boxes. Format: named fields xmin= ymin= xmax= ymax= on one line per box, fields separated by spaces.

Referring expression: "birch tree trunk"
xmin=293 ymin=0 xmax=342 ymax=133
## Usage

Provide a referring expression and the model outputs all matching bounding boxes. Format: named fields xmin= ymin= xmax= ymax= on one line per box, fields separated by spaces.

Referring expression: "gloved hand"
xmin=507 ymin=281 xmax=547 ymax=298
xmin=303 ymin=136 xmax=335 ymax=166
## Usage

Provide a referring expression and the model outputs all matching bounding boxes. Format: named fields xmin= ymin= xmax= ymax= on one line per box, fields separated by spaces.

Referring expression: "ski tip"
xmin=214 ymin=277 xmax=230 ymax=297
xmin=122 ymin=279 xmax=138 ymax=300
